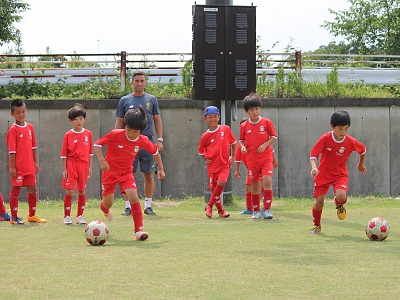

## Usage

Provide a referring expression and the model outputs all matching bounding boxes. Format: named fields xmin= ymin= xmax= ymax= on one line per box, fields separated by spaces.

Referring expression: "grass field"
xmin=1 ymin=196 xmax=400 ymax=300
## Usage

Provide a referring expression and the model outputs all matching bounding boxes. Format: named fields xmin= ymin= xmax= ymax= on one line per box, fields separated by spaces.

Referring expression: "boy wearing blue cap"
xmin=198 ymin=106 xmax=237 ymax=218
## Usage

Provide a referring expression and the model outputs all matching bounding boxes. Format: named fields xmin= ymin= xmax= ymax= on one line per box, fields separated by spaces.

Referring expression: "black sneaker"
xmin=144 ymin=207 xmax=156 ymax=215
xmin=121 ymin=207 xmax=131 ymax=216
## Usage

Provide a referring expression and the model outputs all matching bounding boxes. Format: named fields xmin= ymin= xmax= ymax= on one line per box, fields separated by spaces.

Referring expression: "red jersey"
xmin=310 ymin=131 xmax=366 ymax=183
xmin=6 ymin=122 xmax=37 ymax=176
xmin=94 ymin=129 xmax=158 ymax=172
xmin=60 ymin=128 xmax=93 ymax=163
xmin=235 ymin=145 xmax=275 ymax=169
xmin=198 ymin=125 xmax=236 ymax=174
xmin=239 ymin=117 xmax=277 ymax=167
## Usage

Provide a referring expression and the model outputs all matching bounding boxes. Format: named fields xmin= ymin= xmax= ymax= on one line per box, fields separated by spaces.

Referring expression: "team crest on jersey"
xmin=133 ymin=146 xmax=140 ymax=153
xmin=28 ymin=129 xmax=32 ymax=139
xmin=259 ymin=126 xmax=265 ymax=135
xmin=220 ymin=131 xmax=225 ymax=139
xmin=83 ymin=136 xmax=89 ymax=145
xmin=336 ymin=146 xmax=345 ymax=156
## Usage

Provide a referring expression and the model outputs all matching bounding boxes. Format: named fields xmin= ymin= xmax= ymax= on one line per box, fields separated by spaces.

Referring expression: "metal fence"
xmin=1 ymin=51 xmax=400 ymax=87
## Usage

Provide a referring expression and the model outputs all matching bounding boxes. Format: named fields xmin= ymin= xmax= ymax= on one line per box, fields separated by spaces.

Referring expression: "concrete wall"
xmin=0 ymin=98 xmax=399 ymax=201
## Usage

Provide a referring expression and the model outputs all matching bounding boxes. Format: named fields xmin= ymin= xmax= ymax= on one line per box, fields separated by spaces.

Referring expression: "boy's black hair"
xmin=124 ymin=105 xmax=147 ymax=131
xmin=330 ymin=110 xmax=351 ymax=127
xmin=68 ymin=103 xmax=86 ymax=120
xmin=242 ymin=92 xmax=261 ymax=111
xmin=10 ymin=99 xmax=25 ymax=112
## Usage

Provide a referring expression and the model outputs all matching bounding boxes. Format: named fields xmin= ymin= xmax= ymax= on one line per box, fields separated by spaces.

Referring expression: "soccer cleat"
xmin=205 ymin=204 xmax=213 ymax=218
xmin=10 ymin=216 xmax=25 ymax=225
xmin=308 ymin=225 xmax=322 ymax=234
xmin=336 ymin=204 xmax=347 ymax=220
xmin=238 ymin=209 xmax=253 ymax=215
xmin=121 ymin=207 xmax=131 ymax=216
xmin=76 ymin=215 xmax=86 ymax=225
xmin=104 ymin=209 xmax=114 ymax=222
xmin=28 ymin=215 xmax=46 ymax=223
xmin=144 ymin=207 xmax=156 ymax=215
xmin=251 ymin=211 xmax=262 ymax=219
xmin=135 ymin=230 xmax=149 ymax=241
xmin=63 ymin=216 xmax=72 ymax=225
xmin=0 ymin=212 xmax=11 ymax=221
xmin=219 ymin=210 xmax=230 ymax=218
xmin=263 ymin=209 xmax=274 ymax=219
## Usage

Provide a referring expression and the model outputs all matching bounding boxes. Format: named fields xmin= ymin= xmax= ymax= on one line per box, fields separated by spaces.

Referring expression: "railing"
xmin=1 ymin=52 xmax=400 ymax=88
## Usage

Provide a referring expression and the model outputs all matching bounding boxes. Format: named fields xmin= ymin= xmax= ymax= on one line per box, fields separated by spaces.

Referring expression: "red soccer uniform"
xmin=94 ymin=129 xmax=158 ymax=173
xmin=60 ymin=128 xmax=93 ymax=163
xmin=6 ymin=122 xmax=37 ymax=176
xmin=310 ymin=131 xmax=366 ymax=185
xmin=198 ymin=125 xmax=237 ymax=174
xmin=239 ymin=117 xmax=277 ymax=167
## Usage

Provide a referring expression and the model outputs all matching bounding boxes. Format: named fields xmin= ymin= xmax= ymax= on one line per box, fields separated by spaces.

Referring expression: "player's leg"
xmin=123 ymin=182 xmax=148 ymax=241
xmin=309 ymin=185 xmax=328 ymax=234
xmin=239 ymin=183 xmax=253 ymax=215
xmin=205 ymin=173 xmax=217 ymax=218
xmin=76 ymin=190 xmax=87 ymax=224
xmin=250 ymin=180 xmax=262 ymax=219
xmin=63 ymin=189 xmax=74 ymax=225
xmin=9 ymin=178 xmax=22 ymax=224
xmin=26 ymin=174 xmax=46 ymax=223
xmin=74 ymin=161 xmax=88 ymax=224
xmin=334 ymin=181 xmax=349 ymax=220
xmin=122 ymin=156 xmax=139 ymax=216
xmin=261 ymin=175 xmax=273 ymax=219
xmin=0 ymin=193 xmax=11 ymax=221
xmin=100 ymin=193 xmax=115 ymax=221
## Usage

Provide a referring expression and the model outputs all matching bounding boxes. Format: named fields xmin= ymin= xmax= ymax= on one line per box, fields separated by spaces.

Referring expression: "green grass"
xmin=1 ymin=196 xmax=400 ymax=299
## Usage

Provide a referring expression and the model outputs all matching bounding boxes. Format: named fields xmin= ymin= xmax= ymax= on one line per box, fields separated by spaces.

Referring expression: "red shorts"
xmin=245 ymin=171 xmax=262 ymax=185
xmin=208 ymin=165 xmax=231 ymax=190
xmin=101 ymin=170 xmax=137 ymax=196
xmin=248 ymin=160 xmax=273 ymax=183
xmin=313 ymin=177 xmax=348 ymax=198
xmin=62 ymin=160 xmax=89 ymax=191
xmin=11 ymin=173 xmax=36 ymax=187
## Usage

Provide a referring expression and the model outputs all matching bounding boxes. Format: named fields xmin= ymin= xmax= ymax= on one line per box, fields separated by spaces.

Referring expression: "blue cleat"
xmin=238 ymin=209 xmax=253 ymax=215
xmin=0 ymin=212 xmax=11 ymax=221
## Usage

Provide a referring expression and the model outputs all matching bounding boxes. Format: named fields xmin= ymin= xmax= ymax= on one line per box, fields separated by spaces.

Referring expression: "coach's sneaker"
xmin=63 ymin=216 xmax=72 ymax=225
xmin=121 ymin=207 xmax=131 ymax=216
xmin=308 ymin=225 xmax=322 ymax=234
xmin=205 ymin=204 xmax=213 ymax=218
xmin=251 ymin=211 xmax=262 ymax=219
xmin=0 ymin=212 xmax=11 ymax=221
xmin=218 ymin=210 xmax=230 ymax=218
xmin=336 ymin=204 xmax=347 ymax=220
xmin=135 ymin=230 xmax=149 ymax=241
xmin=238 ymin=209 xmax=253 ymax=215
xmin=76 ymin=215 xmax=86 ymax=225
xmin=104 ymin=209 xmax=114 ymax=222
xmin=10 ymin=216 xmax=24 ymax=225
xmin=263 ymin=209 xmax=274 ymax=219
xmin=28 ymin=215 xmax=46 ymax=223
xmin=144 ymin=207 xmax=156 ymax=215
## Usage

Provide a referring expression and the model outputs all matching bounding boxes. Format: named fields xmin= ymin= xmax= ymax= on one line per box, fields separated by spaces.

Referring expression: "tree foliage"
xmin=322 ymin=0 xmax=400 ymax=55
xmin=0 ymin=0 xmax=30 ymax=46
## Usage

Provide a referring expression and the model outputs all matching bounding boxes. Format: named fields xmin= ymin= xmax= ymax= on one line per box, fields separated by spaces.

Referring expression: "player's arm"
xmin=310 ymin=158 xmax=319 ymax=177
xmin=357 ymin=153 xmax=367 ymax=174
xmin=115 ymin=117 xmax=124 ymax=129
xmin=257 ymin=137 xmax=276 ymax=153
xmin=62 ymin=158 xmax=68 ymax=179
xmin=234 ymin=161 xmax=241 ymax=178
xmin=229 ymin=142 xmax=237 ymax=166
xmin=238 ymin=140 xmax=246 ymax=154
xmin=88 ymin=155 xmax=93 ymax=178
xmin=9 ymin=153 xmax=16 ymax=178
xmin=153 ymin=114 xmax=163 ymax=152
xmin=94 ymin=145 xmax=109 ymax=172
xmin=32 ymin=148 xmax=40 ymax=173
xmin=153 ymin=153 xmax=165 ymax=180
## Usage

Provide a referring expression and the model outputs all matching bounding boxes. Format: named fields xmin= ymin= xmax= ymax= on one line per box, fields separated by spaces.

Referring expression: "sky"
xmin=1 ymin=0 xmax=351 ymax=55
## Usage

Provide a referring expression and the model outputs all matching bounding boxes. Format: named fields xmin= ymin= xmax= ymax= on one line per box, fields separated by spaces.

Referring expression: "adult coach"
xmin=115 ymin=70 xmax=163 ymax=215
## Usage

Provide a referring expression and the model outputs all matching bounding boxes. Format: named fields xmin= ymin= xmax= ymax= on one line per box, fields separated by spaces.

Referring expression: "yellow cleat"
xmin=308 ymin=225 xmax=321 ymax=234
xmin=336 ymin=204 xmax=347 ymax=220
xmin=28 ymin=215 xmax=46 ymax=223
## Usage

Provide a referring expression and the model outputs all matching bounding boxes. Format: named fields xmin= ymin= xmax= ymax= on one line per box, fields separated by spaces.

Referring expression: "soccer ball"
xmin=365 ymin=217 xmax=390 ymax=241
xmin=84 ymin=220 xmax=109 ymax=245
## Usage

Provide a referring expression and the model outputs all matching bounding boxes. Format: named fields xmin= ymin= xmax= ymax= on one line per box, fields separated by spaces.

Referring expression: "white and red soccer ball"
xmin=365 ymin=217 xmax=390 ymax=241
xmin=84 ymin=220 xmax=109 ymax=245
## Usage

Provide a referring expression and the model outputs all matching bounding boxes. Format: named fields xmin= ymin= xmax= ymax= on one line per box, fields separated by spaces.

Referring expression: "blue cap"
xmin=204 ymin=106 xmax=220 ymax=116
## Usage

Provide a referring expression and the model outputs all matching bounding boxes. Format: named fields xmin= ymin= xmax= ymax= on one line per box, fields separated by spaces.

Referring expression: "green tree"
xmin=322 ymin=0 xmax=400 ymax=55
xmin=0 ymin=0 xmax=30 ymax=46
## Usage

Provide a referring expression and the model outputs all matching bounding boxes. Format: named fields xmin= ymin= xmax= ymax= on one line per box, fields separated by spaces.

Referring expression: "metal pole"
xmin=120 ymin=51 xmax=127 ymax=91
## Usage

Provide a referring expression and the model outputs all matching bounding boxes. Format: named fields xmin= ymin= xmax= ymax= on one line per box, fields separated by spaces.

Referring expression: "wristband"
xmin=157 ymin=138 xmax=164 ymax=142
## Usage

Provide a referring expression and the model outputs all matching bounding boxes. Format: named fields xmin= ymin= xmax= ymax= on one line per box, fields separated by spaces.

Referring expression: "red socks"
xmin=0 ymin=193 xmax=6 ymax=215
xmin=9 ymin=188 xmax=21 ymax=218
xmin=245 ymin=192 xmax=252 ymax=211
xmin=252 ymin=193 xmax=261 ymax=212
xmin=64 ymin=194 xmax=73 ymax=217
xmin=262 ymin=189 xmax=273 ymax=210
xmin=312 ymin=206 xmax=322 ymax=226
xmin=100 ymin=200 xmax=109 ymax=213
xmin=27 ymin=192 xmax=37 ymax=217
xmin=209 ymin=184 xmax=224 ymax=212
xmin=77 ymin=194 xmax=86 ymax=217
xmin=131 ymin=202 xmax=143 ymax=232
